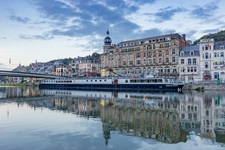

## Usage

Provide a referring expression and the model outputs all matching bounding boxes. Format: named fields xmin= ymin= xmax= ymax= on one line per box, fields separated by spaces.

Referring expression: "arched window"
xmin=221 ymin=52 xmax=224 ymax=57
xmin=205 ymin=52 xmax=209 ymax=59
xmin=205 ymin=62 xmax=208 ymax=68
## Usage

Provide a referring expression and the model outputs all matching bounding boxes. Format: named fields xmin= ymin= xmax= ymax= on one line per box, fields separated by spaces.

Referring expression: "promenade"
xmin=183 ymin=82 xmax=225 ymax=91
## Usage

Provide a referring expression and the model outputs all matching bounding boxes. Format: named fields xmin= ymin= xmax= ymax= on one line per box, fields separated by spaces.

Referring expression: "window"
xmin=159 ymin=58 xmax=162 ymax=63
xmin=193 ymin=58 xmax=196 ymax=65
xmin=153 ymin=59 xmax=156 ymax=64
xmin=158 ymin=51 xmax=162 ymax=57
xmin=143 ymin=59 xmax=146 ymax=65
xmin=129 ymin=54 xmax=133 ymax=59
xmin=136 ymin=53 xmax=140 ymax=58
xmin=180 ymin=52 xmax=184 ymax=56
xmin=166 ymin=58 xmax=169 ymax=63
xmin=205 ymin=53 xmax=209 ymax=59
xmin=147 ymin=45 xmax=152 ymax=50
xmin=172 ymin=57 xmax=175 ymax=63
xmin=221 ymin=52 xmax=224 ymax=57
xmin=129 ymin=61 xmax=133 ymax=66
xmin=166 ymin=50 xmax=169 ymax=55
xmin=123 ymin=61 xmax=126 ymax=66
xmin=205 ymin=62 xmax=208 ymax=68
xmin=214 ymin=52 xmax=217 ymax=57
xmin=181 ymin=59 xmax=184 ymax=64
xmin=136 ymin=60 xmax=141 ymax=65
xmin=172 ymin=49 xmax=176 ymax=54
xmin=190 ymin=51 xmax=194 ymax=55
xmin=188 ymin=59 xmax=191 ymax=65
xmin=194 ymin=67 xmax=197 ymax=72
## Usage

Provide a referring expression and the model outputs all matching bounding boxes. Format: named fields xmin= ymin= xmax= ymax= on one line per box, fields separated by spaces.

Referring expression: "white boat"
xmin=39 ymin=76 xmax=184 ymax=91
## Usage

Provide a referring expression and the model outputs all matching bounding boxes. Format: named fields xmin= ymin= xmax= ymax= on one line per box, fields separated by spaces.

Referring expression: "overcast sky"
xmin=0 ymin=0 xmax=225 ymax=69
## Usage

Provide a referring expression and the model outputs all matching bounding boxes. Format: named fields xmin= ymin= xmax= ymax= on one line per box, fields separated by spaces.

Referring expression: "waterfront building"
xmin=199 ymin=39 xmax=225 ymax=82
xmin=101 ymin=30 xmax=188 ymax=78
xmin=179 ymin=45 xmax=200 ymax=83
xmin=70 ymin=56 xmax=100 ymax=77
xmin=55 ymin=65 xmax=68 ymax=76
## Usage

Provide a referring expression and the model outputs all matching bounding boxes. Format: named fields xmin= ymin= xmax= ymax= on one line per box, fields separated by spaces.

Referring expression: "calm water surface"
xmin=0 ymin=87 xmax=224 ymax=150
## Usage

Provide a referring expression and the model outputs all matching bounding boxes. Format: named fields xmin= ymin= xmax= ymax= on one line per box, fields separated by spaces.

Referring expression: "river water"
xmin=0 ymin=87 xmax=224 ymax=150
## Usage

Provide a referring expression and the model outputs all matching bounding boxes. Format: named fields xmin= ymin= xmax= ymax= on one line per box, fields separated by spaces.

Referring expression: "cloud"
xmin=202 ymin=29 xmax=220 ymax=34
xmin=191 ymin=2 xmax=218 ymax=19
xmin=154 ymin=6 xmax=187 ymax=22
xmin=0 ymin=37 xmax=7 ymax=40
xmin=19 ymin=33 xmax=54 ymax=40
xmin=9 ymin=15 xmax=30 ymax=23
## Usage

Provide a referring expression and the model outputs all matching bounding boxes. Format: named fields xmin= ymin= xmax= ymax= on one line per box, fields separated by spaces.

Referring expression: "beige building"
xmin=55 ymin=65 xmax=68 ymax=76
xmin=101 ymin=30 xmax=188 ymax=78
xmin=70 ymin=56 xmax=100 ymax=77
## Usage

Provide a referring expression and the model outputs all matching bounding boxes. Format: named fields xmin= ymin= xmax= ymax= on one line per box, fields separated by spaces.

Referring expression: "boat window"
xmin=158 ymin=79 xmax=163 ymax=83
xmin=86 ymin=80 xmax=88 ymax=82
xmin=130 ymin=80 xmax=134 ymax=83
xmin=104 ymin=80 xmax=106 ymax=82
xmin=91 ymin=80 xmax=92 ymax=82
xmin=149 ymin=79 xmax=154 ymax=83
xmin=95 ymin=80 xmax=97 ymax=82
xmin=125 ymin=80 xmax=128 ymax=83
xmin=141 ymin=79 xmax=146 ymax=83
xmin=136 ymin=80 xmax=140 ymax=83
xmin=100 ymin=80 xmax=102 ymax=82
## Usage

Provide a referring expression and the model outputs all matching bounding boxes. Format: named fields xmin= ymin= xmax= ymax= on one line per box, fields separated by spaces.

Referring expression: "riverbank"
xmin=0 ymin=83 xmax=40 ymax=87
xmin=0 ymin=83 xmax=27 ymax=87
xmin=182 ymin=83 xmax=225 ymax=91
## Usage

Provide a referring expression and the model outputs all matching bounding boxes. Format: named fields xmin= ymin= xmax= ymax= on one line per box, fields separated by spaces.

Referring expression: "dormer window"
xmin=190 ymin=51 xmax=194 ymax=55
xmin=220 ymin=46 xmax=224 ymax=49
xmin=180 ymin=52 xmax=184 ymax=56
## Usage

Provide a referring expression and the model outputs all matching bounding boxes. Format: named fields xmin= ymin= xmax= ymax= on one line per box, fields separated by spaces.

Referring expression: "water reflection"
xmin=0 ymin=87 xmax=224 ymax=145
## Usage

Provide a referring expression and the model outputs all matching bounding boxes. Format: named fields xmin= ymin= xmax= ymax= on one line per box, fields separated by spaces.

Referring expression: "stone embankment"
xmin=182 ymin=83 xmax=225 ymax=91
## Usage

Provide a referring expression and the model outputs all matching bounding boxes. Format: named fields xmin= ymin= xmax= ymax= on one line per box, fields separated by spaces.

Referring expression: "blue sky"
xmin=0 ymin=0 xmax=225 ymax=69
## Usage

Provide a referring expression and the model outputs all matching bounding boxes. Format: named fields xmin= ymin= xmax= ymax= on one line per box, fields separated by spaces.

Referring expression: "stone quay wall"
xmin=183 ymin=83 xmax=225 ymax=91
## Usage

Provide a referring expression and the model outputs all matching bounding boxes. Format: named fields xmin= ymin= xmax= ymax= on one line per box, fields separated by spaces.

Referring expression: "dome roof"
xmin=104 ymin=36 xmax=112 ymax=45
xmin=104 ymin=29 xmax=112 ymax=46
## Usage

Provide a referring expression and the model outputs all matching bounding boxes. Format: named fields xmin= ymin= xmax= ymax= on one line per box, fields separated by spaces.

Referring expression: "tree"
xmin=193 ymin=30 xmax=225 ymax=45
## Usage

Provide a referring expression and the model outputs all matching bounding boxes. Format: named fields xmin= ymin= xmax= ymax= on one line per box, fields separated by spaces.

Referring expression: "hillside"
xmin=193 ymin=30 xmax=225 ymax=45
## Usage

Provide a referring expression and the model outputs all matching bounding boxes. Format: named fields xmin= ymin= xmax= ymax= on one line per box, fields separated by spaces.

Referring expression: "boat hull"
xmin=39 ymin=83 xmax=184 ymax=91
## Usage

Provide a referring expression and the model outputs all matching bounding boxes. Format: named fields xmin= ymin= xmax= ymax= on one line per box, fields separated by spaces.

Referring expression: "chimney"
xmin=182 ymin=34 xmax=186 ymax=41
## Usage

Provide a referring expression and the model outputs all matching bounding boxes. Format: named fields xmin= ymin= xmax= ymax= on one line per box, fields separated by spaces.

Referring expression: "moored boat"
xmin=39 ymin=76 xmax=184 ymax=91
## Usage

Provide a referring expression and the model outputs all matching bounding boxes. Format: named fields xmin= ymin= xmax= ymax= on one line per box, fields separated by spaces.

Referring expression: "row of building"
xmin=12 ymin=31 xmax=225 ymax=83
xmin=101 ymin=30 xmax=225 ymax=83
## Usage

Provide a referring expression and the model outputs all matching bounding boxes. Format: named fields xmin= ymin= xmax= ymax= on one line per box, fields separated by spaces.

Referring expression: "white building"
xmin=179 ymin=45 xmax=200 ymax=83
xmin=199 ymin=39 xmax=225 ymax=82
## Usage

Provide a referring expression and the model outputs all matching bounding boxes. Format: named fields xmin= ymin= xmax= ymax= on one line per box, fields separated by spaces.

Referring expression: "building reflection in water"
xmin=1 ymin=87 xmax=224 ymax=144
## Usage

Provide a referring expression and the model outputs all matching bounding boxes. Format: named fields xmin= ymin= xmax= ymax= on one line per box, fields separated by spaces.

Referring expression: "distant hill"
xmin=193 ymin=30 xmax=225 ymax=45
xmin=47 ymin=58 xmax=73 ymax=65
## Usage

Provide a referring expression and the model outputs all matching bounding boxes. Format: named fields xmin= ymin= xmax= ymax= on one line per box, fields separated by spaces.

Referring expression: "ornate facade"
xmin=101 ymin=30 xmax=188 ymax=78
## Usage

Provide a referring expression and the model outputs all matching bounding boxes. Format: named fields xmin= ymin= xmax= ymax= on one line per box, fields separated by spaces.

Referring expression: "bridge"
xmin=0 ymin=70 xmax=67 ymax=79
